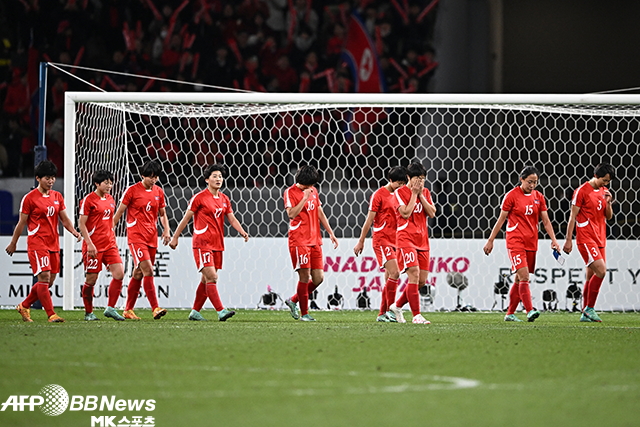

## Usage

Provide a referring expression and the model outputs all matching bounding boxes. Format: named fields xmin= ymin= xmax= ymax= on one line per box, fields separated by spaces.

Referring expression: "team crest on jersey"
xmin=54 ymin=201 xmax=59 ymax=205
xmin=155 ymin=196 xmax=159 ymax=200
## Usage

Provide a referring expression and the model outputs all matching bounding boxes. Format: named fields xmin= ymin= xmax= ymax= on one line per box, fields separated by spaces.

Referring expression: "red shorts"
xmin=373 ymin=245 xmax=397 ymax=270
xmin=290 ymin=246 xmax=323 ymax=270
xmin=28 ymin=250 xmax=60 ymax=276
xmin=398 ymin=248 xmax=430 ymax=272
xmin=83 ymin=247 xmax=123 ymax=274
xmin=193 ymin=248 xmax=223 ymax=271
xmin=129 ymin=243 xmax=157 ymax=268
xmin=577 ymin=243 xmax=606 ymax=266
xmin=507 ymin=249 xmax=536 ymax=273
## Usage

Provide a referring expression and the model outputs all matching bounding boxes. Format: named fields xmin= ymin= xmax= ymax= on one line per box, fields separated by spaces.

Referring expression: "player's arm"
xmin=5 ymin=213 xmax=28 ymax=256
xmin=78 ymin=214 xmax=97 ymax=257
xmin=226 ymin=212 xmax=249 ymax=242
xmin=318 ymin=204 xmax=338 ymax=249
xmin=354 ymin=210 xmax=376 ymax=256
xmin=285 ymin=188 xmax=311 ymax=219
xmin=59 ymin=209 xmax=82 ymax=242
xmin=562 ymin=205 xmax=581 ymax=254
xmin=158 ymin=207 xmax=171 ymax=245
xmin=483 ymin=210 xmax=509 ymax=255
xmin=112 ymin=203 xmax=127 ymax=228
xmin=419 ymin=192 xmax=436 ymax=218
xmin=540 ymin=211 xmax=560 ymax=252
xmin=169 ymin=209 xmax=194 ymax=249
xmin=604 ymin=188 xmax=614 ymax=220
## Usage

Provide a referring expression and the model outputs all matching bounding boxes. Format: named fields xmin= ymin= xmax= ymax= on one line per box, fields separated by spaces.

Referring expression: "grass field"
xmin=1 ymin=308 xmax=639 ymax=427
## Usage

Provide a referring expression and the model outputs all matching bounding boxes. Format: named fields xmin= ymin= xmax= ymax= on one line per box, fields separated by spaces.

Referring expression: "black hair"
xmin=34 ymin=160 xmax=57 ymax=179
xmin=295 ymin=165 xmax=319 ymax=186
xmin=204 ymin=164 xmax=226 ymax=179
xmin=406 ymin=162 xmax=426 ymax=179
xmin=92 ymin=169 xmax=114 ymax=185
xmin=140 ymin=160 xmax=162 ymax=178
xmin=388 ymin=166 xmax=407 ymax=183
xmin=594 ymin=163 xmax=615 ymax=180
xmin=520 ymin=166 xmax=539 ymax=179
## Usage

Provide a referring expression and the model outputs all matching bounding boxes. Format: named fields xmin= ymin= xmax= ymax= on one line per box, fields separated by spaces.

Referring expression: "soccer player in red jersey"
xmin=354 ymin=166 xmax=407 ymax=323
xmin=563 ymin=163 xmax=615 ymax=323
xmin=5 ymin=160 xmax=81 ymax=322
xmin=484 ymin=166 xmax=561 ymax=322
xmin=78 ymin=170 xmax=126 ymax=321
xmin=283 ymin=165 xmax=338 ymax=322
xmin=169 ymin=164 xmax=249 ymax=321
xmin=113 ymin=160 xmax=171 ymax=320
xmin=387 ymin=163 xmax=436 ymax=324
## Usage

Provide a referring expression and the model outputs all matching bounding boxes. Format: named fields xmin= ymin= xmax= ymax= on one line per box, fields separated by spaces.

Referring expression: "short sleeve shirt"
xmin=369 ymin=186 xmax=398 ymax=248
xmin=394 ymin=185 xmax=432 ymax=251
xmin=20 ymin=188 xmax=66 ymax=252
xmin=188 ymin=189 xmax=233 ymax=251
xmin=572 ymin=181 xmax=608 ymax=247
xmin=284 ymin=184 xmax=321 ymax=247
xmin=120 ymin=182 xmax=166 ymax=247
xmin=501 ymin=186 xmax=548 ymax=251
xmin=79 ymin=192 xmax=118 ymax=252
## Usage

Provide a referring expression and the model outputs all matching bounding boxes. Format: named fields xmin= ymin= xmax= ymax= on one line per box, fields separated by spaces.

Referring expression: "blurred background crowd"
xmin=0 ymin=0 xmax=439 ymax=178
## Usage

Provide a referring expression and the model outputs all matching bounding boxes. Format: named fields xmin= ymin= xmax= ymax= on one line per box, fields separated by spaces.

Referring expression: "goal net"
xmin=63 ymin=93 xmax=640 ymax=313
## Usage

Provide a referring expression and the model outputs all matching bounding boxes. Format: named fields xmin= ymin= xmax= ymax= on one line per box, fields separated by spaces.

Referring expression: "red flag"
xmin=341 ymin=13 xmax=385 ymax=93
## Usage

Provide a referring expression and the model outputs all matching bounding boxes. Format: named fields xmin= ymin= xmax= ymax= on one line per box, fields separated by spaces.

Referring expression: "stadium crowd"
xmin=0 ymin=0 xmax=438 ymax=178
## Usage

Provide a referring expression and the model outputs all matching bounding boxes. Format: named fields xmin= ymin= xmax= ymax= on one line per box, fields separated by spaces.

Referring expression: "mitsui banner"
xmin=1 ymin=237 xmax=638 ymax=311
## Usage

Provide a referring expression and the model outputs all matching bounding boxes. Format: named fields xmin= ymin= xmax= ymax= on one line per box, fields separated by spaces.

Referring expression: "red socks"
xmin=21 ymin=284 xmax=40 ymax=310
xmin=291 ymin=281 xmax=315 ymax=304
xmin=296 ymin=281 xmax=309 ymax=316
xmin=206 ymin=283 xmax=224 ymax=311
xmin=125 ymin=278 xmax=142 ymax=310
xmin=396 ymin=287 xmax=409 ymax=308
xmin=379 ymin=289 xmax=388 ymax=316
xmin=107 ymin=279 xmax=123 ymax=308
xmin=36 ymin=282 xmax=55 ymax=317
xmin=587 ymin=275 xmax=604 ymax=308
xmin=519 ymin=281 xmax=533 ymax=312
xmin=507 ymin=283 xmax=520 ymax=315
xmin=142 ymin=276 xmax=158 ymax=310
xmin=82 ymin=283 xmax=94 ymax=314
xmin=193 ymin=282 xmax=208 ymax=311
xmin=379 ymin=278 xmax=399 ymax=316
xmin=406 ymin=283 xmax=420 ymax=316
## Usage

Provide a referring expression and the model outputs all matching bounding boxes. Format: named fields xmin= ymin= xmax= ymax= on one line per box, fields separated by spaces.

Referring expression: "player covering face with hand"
xmin=283 ymin=165 xmax=338 ymax=322
xmin=6 ymin=160 xmax=82 ymax=323
xmin=387 ymin=162 xmax=436 ymax=325
xmin=354 ymin=166 xmax=407 ymax=323
xmin=169 ymin=164 xmax=249 ymax=321
xmin=484 ymin=166 xmax=560 ymax=322
xmin=563 ymin=163 xmax=615 ymax=323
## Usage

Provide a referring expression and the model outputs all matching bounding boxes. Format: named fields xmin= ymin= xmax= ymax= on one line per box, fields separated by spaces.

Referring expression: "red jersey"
xmin=20 ymin=188 xmax=66 ymax=252
xmin=120 ymin=182 xmax=166 ymax=247
xmin=394 ymin=185 xmax=432 ymax=251
xmin=369 ymin=186 xmax=398 ymax=248
xmin=284 ymin=184 xmax=321 ymax=247
xmin=187 ymin=189 xmax=233 ymax=251
xmin=572 ymin=181 xmax=608 ymax=247
xmin=501 ymin=186 xmax=548 ymax=251
xmin=79 ymin=192 xmax=118 ymax=252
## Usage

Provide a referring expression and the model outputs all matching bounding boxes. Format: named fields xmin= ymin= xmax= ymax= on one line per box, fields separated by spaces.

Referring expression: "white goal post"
xmin=63 ymin=92 xmax=640 ymax=312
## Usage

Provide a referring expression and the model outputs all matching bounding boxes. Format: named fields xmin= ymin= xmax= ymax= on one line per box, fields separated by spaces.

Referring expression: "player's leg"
xmin=189 ymin=249 xmax=211 ymax=321
xmin=522 ymin=251 xmax=540 ymax=322
xmin=204 ymin=252 xmax=235 ymax=321
xmin=505 ymin=280 xmax=522 ymax=321
xmin=38 ymin=252 xmax=63 ymax=322
xmin=104 ymin=256 xmax=125 ymax=321
xmin=382 ymin=259 xmax=400 ymax=322
xmin=139 ymin=247 xmax=166 ymax=319
xmin=83 ymin=272 xmax=99 ymax=321
xmin=124 ymin=244 xmax=144 ymax=319
xmin=411 ymin=268 xmax=431 ymax=324
xmin=285 ymin=246 xmax=310 ymax=320
xmin=377 ymin=270 xmax=390 ymax=322
xmin=578 ymin=244 xmax=605 ymax=322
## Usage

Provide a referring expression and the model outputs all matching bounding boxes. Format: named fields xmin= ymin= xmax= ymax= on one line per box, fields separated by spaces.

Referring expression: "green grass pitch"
xmin=1 ymin=309 xmax=639 ymax=427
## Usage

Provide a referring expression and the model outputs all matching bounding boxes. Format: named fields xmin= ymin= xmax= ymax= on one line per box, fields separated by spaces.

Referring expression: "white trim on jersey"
xmin=373 ymin=221 xmax=386 ymax=232
xmin=27 ymin=224 xmax=40 ymax=236
xmin=290 ymin=221 xmax=301 ymax=231
xmin=19 ymin=194 xmax=27 ymax=214
xmin=506 ymin=222 xmax=518 ymax=232
xmin=119 ymin=186 xmax=132 ymax=205
xmin=88 ymin=226 xmax=95 ymax=237
xmin=397 ymin=222 xmax=409 ymax=232
xmin=194 ymin=225 xmax=209 ymax=235
xmin=79 ymin=197 xmax=88 ymax=215
xmin=368 ymin=192 xmax=376 ymax=211
xmin=583 ymin=243 xmax=595 ymax=266
xmin=34 ymin=250 xmax=43 ymax=276
xmin=196 ymin=249 xmax=205 ymax=272
xmin=126 ymin=219 xmax=137 ymax=228
xmin=284 ymin=188 xmax=292 ymax=208
xmin=395 ymin=190 xmax=406 ymax=206
xmin=577 ymin=219 xmax=589 ymax=228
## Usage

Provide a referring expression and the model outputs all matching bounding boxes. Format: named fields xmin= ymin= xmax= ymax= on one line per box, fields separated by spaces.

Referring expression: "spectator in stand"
xmin=3 ymin=69 xmax=30 ymax=125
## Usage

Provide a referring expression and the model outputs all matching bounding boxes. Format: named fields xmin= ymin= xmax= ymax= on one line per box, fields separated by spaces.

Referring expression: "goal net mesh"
xmin=70 ymin=100 xmax=640 ymax=312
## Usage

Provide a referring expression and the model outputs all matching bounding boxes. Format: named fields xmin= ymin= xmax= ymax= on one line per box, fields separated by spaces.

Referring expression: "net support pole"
xmin=63 ymin=93 xmax=77 ymax=311
xmin=34 ymin=62 xmax=48 ymax=164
